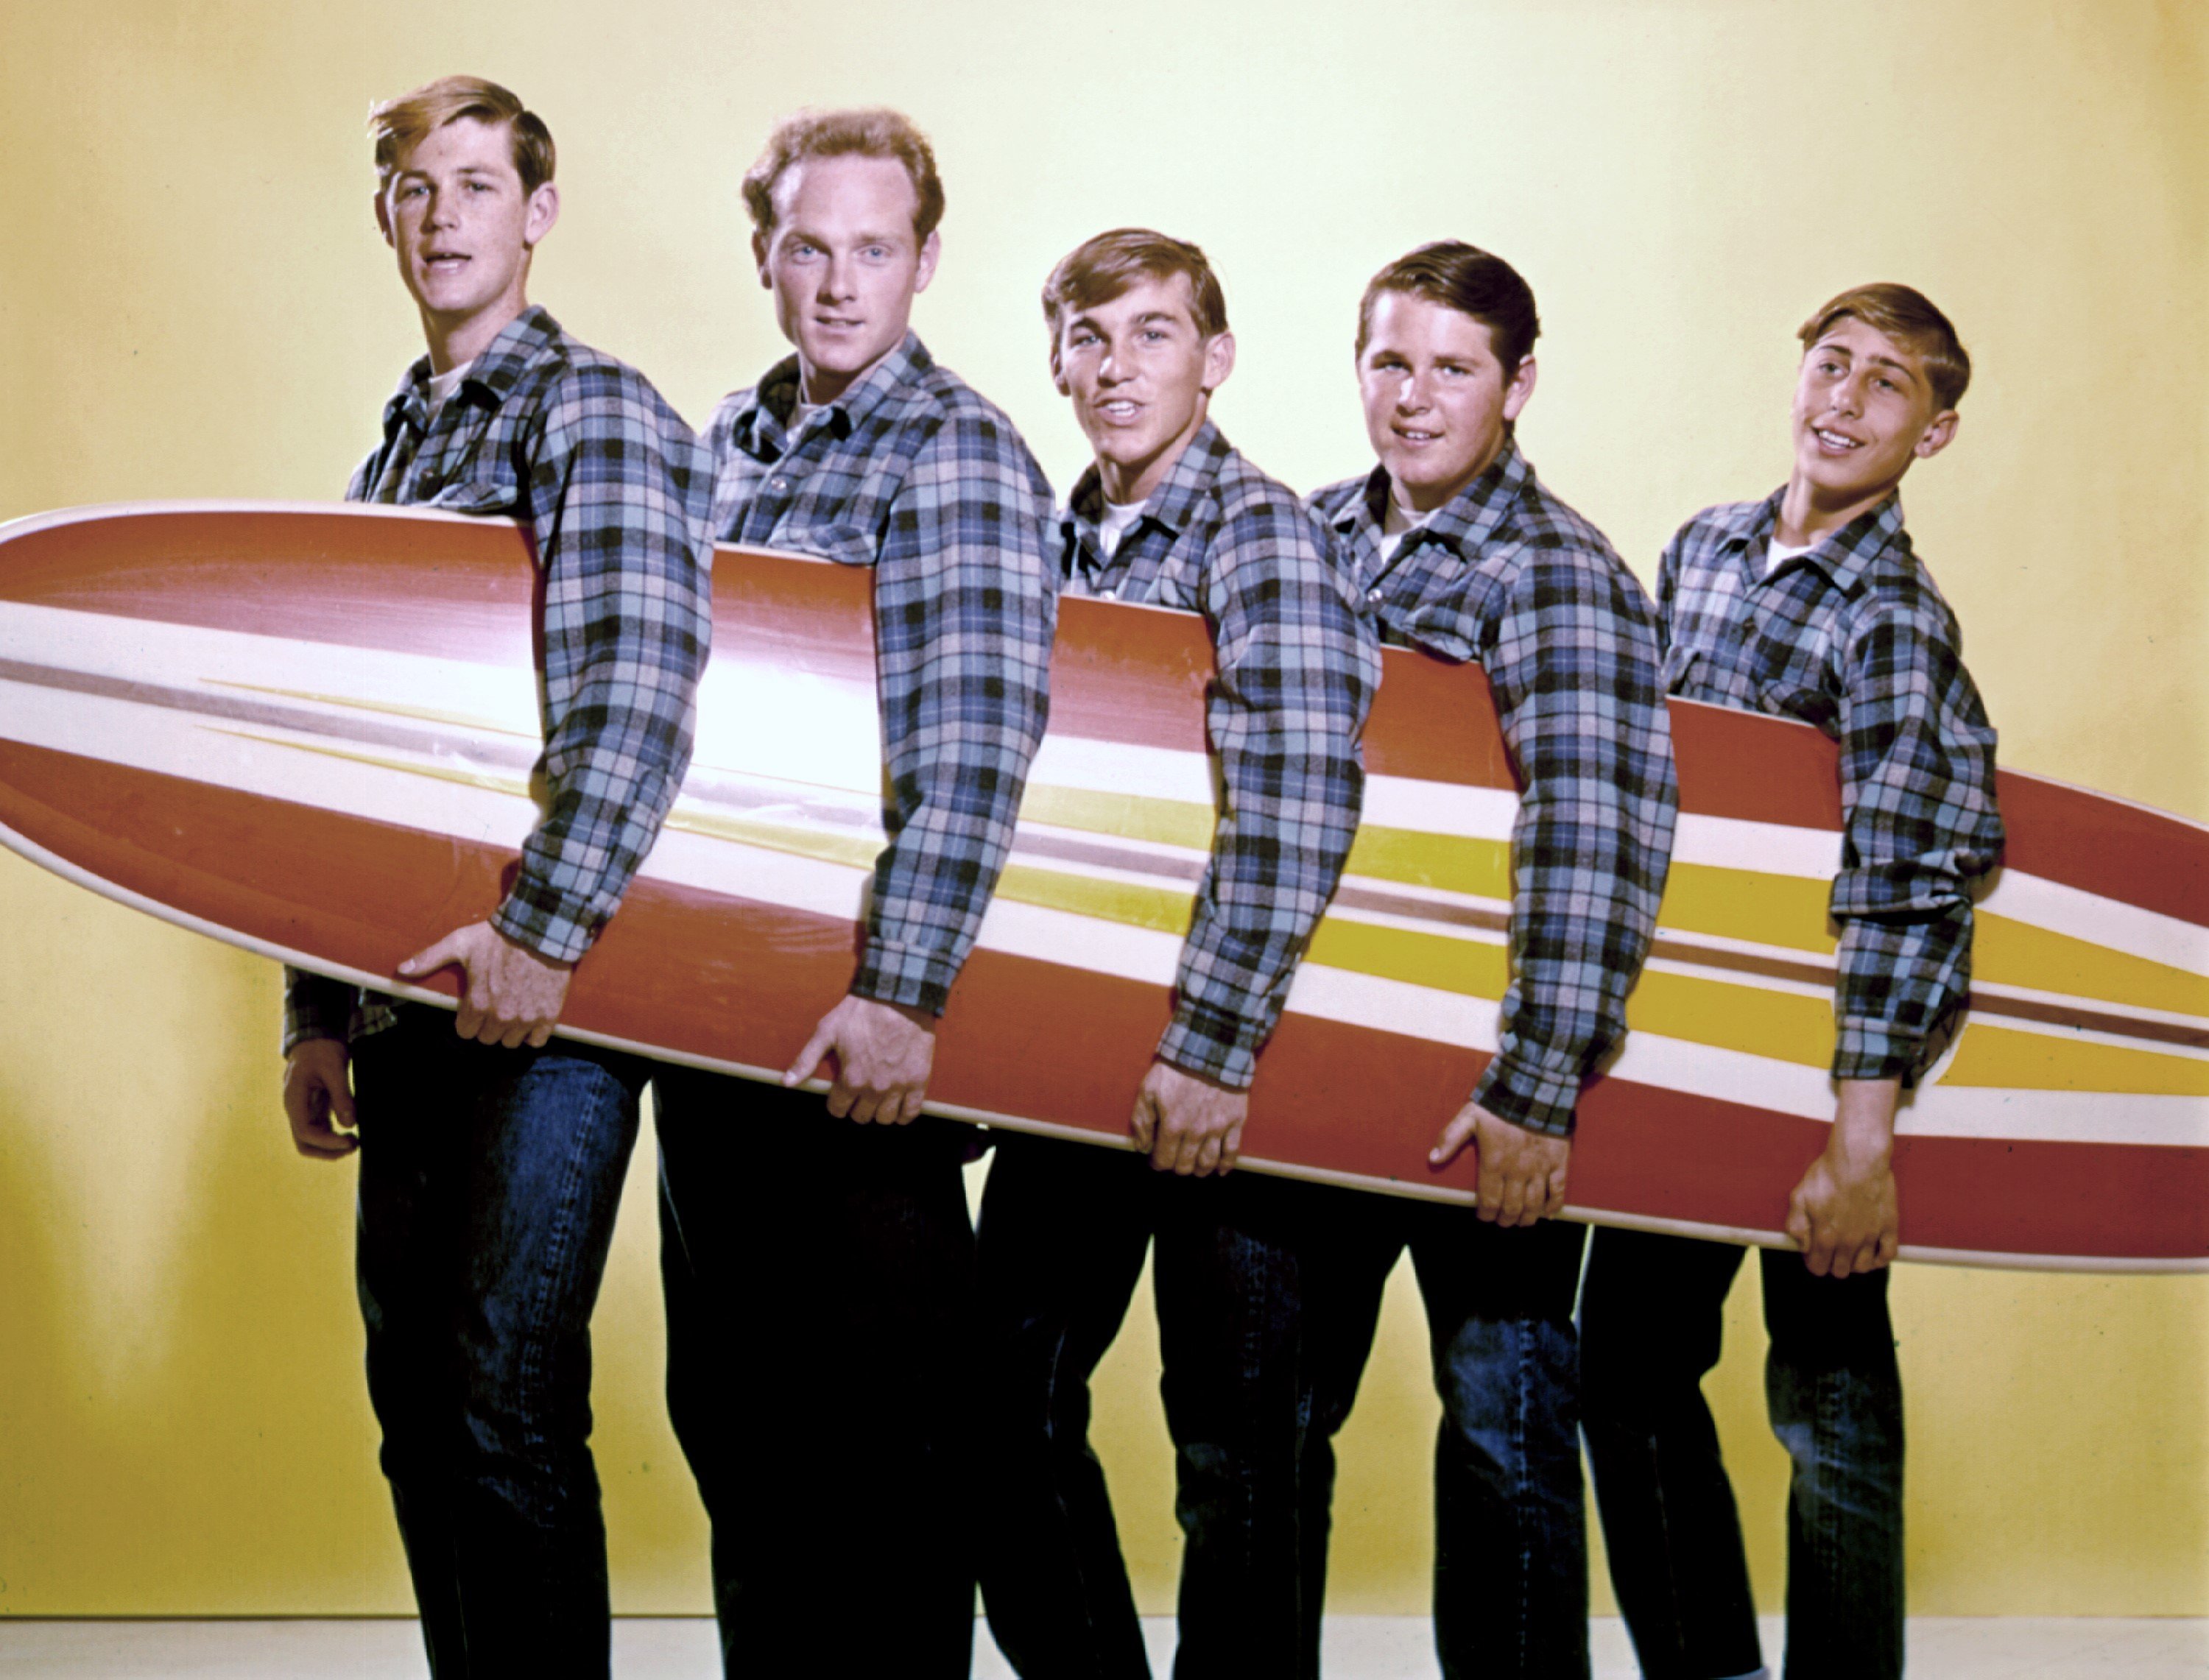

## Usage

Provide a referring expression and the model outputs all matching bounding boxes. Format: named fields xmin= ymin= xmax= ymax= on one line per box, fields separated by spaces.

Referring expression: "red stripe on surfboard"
xmin=1 ymin=738 xmax=2198 ymax=1264
xmin=7 ymin=506 xmax=2207 ymax=925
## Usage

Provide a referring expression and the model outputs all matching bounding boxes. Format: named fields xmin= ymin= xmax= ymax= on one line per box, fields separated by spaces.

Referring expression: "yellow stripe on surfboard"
xmin=1940 ymin=1021 xmax=2209 ymax=1097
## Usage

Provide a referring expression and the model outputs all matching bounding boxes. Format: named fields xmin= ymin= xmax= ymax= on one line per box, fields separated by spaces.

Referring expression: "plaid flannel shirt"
xmin=1659 ymin=490 xmax=2002 ymax=1080
xmin=704 ymin=333 xmax=1056 ymax=1014
xmin=283 ymin=306 xmax=715 ymax=1051
xmin=1310 ymin=442 xmax=1677 ymax=1137
xmin=1064 ymin=422 xmax=1378 ymax=1090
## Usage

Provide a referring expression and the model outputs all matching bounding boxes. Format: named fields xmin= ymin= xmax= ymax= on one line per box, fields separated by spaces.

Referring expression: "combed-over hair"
xmin=1354 ymin=241 xmax=1540 ymax=375
xmin=369 ymin=75 xmax=554 ymax=194
xmin=741 ymin=107 xmax=945 ymax=241
xmin=1798 ymin=283 xmax=1972 ymax=410
xmin=1041 ymin=227 xmax=1230 ymax=342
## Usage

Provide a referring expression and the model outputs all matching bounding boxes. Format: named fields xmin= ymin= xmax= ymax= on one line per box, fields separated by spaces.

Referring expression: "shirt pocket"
xmin=778 ymin=520 xmax=877 ymax=568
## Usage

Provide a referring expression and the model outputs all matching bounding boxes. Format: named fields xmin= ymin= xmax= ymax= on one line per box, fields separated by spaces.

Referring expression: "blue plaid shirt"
xmin=1064 ymin=422 xmax=1378 ymax=1090
xmin=704 ymin=333 xmax=1057 ymax=1015
xmin=1658 ymin=490 xmax=2002 ymax=1081
xmin=283 ymin=306 xmax=715 ymax=1051
xmin=1310 ymin=442 xmax=1677 ymax=1137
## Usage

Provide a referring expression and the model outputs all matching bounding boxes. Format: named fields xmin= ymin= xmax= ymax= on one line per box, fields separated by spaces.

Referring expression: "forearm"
xmin=859 ymin=427 xmax=1056 ymax=1011
xmin=1831 ymin=901 xmax=1973 ymax=1079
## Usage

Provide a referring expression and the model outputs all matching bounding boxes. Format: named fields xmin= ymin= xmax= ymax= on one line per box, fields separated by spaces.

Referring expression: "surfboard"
xmin=1 ymin=501 xmax=2202 ymax=1271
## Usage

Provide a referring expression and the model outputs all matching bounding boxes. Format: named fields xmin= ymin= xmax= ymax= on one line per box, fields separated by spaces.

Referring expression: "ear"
xmin=753 ymin=229 xmax=772 ymax=289
xmin=1914 ymin=408 xmax=1960 ymax=460
xmin=912 ymin=229 xmax=942 ymax=295
xmin=523 ymin=181 xmax=560 ymax=248
xmin=1502 ymin=353 xmax=1538 ymax=423
xmin=1049 ymin=335 xmax=1071 ymax=398
xmin=374 ymin=190 xmax=394 ymax=249
xmin=1202 ymin=331 xmax=1236 ymax=394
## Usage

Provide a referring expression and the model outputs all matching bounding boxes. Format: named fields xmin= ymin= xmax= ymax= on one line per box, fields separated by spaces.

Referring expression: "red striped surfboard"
xmin=0 ymin=501 xmax=2202 ymax=1270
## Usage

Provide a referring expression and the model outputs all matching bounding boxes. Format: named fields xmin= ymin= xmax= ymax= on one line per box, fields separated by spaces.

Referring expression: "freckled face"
xmin=1054 ymin=272 xmax=1233 ymax=504
xmin=755 ymin=154 xmax=940 ymax=404
xmin=1357 ymin=291 xmax=1535 ymax=514
xmin=376 ymin=116 xmax=555 ymax=352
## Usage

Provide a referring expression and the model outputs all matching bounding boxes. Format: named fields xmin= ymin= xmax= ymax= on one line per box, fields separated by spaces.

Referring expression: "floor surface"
xmin=0 ymin=1616 xmax=2201 ymax=1676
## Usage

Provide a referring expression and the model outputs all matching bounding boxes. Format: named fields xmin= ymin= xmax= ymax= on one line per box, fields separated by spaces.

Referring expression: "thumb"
xmin=784 ymin=1017 xmax=838 ymax=1087
xmin=397 ymin=930 xmax=466 ymax=980
xmin=1429 ymin=1107 xmax=1479 ymax=1168
xmin=1128 ymin=1088 xmax=1158 ymax=1152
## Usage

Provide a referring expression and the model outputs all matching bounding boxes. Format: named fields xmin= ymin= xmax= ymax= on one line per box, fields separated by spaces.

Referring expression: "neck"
xmin=421 ymin=292 xmax=528 ymax=375
xmin=798 ymin=339 xmax=902 ymax=409
xmin=1096 ymin=406 xmax=1205 ymax=506
xmin=1777 ymin=473 xmax=1896 ymax=548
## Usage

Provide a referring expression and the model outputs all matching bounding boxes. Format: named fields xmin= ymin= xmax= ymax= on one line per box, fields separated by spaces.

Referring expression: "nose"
xmin=817 ymin=251 xmax=856 ymax=301
xmin=423 ymin=186 xmax=457 ymax=230
xmin=1097 ymin=342 xmax=1131 ymax=384
xmin=1828 ymin=372 xmax=1865 ymax=417
xmin=1393 ymin=370 xmax=1431 ymax=413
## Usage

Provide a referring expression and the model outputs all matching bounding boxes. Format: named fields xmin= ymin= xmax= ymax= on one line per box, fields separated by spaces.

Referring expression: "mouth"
xmin=423 ymin=251 xmax=470 ymax=274
xmin=1811 ymin=426 xmax=1863 ymax=453
xmin=811 ymin=317 xmax=864 ymax=333
xmin=1095 ymin=399 xmax=1144 ymax=423
xmin=1392 ymin=426 xmax=1442 ymax=446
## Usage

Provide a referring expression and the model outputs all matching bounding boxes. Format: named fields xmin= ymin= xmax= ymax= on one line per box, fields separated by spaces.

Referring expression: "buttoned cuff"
xmin=492 ymin=880 xmax=599 ymax=967
xmin=1473 ymin=1050 xmax=1580 ymax=1140
xmin=1832 ymin=1017 xmax=1920 ymax=1083
xmin=850 ymin=941 xmax=960 ymax=1017
xmin=1156 ymin=1002 xmax=1264 ymax=1093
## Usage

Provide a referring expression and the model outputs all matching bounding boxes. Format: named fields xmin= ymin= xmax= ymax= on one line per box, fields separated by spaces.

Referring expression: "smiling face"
xmin=1357 ymin=290 xmax=1536 ymax=515
xmin=376 ymin=116 xmax=558 ymax=370
xmin=1054 ymin=272 xmax=1234 ymax=505
xmin=1790 ymin=315 xmax=1959 ymax=525
xmin=755 ymin=153 xmax=940 ymax=406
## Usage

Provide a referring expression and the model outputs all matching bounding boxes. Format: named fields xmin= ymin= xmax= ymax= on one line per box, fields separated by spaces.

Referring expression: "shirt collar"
xmin=735 ymin=331 xmax=934 ymax=456
xmin=1328 ymin=437 xmax=1534 ymax=559
xmin=381 ymin=304 xmax=561 ymax=433
xmin=1064 ymin=417 xmax=1232 ymax=536
xmin=1724 ymin=487 xmax=1909 ymax=593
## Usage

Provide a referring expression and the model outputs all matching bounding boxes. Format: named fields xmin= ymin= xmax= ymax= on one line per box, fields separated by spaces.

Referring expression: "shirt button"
xmin=1366 ymin=588 xmax=1383 ymax=604
xmin=769 ymin=476 xmax=789 ymax=492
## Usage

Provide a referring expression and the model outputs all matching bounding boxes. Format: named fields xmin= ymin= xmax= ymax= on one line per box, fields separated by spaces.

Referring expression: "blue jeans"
xmin=1302 ymin=1191 xmax=1591 ymax=1680
xmin=653 ymin=1068 xmax=979 ymax=1679
xmin=1579 ymin=1228 xmax=1904 ymax=1680
xmin=976 ymin=1133 xmax=1322 ymax=1680
xmin=351 ymin=1003 xmax=647 ymax=1680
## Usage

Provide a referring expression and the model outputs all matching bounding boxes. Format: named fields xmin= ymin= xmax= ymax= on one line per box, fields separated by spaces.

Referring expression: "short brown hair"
xmin=1041 ymin=228 xmax=1230 ymax=342
xmin=1798 ymin=283 xmax=1970 ymax=410
xmin=369 ymin=76 xmax=554 ymax=195
xmin=741 ymin=107 xmax=945 ymax=241
xmin=1355 ymin=241 xmax=1540 ymax=375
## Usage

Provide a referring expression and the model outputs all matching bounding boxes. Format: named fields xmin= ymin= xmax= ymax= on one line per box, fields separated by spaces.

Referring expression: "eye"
xmin=1873 ymin=375 xmax=1898 ymax=392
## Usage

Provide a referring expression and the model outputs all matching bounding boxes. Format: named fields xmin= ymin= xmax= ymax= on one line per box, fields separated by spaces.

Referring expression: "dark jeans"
xmin=1303 ymin=1191 xmax=1592 ymax=1680
xmin=1579 ymin=1228 xmax=1904 ymax=1680
xmin=976 ymin=1132 xmax=1321 ymax=1680
xmin=653 ymin=1067 xmax=979 ymax=1679
xmin=351 ymin=1003 xmax=648 ymax=1680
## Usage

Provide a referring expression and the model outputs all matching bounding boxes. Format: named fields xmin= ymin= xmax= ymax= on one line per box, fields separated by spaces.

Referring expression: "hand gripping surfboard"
xmin=1 ymin=501 xmax=2202 ymax=1270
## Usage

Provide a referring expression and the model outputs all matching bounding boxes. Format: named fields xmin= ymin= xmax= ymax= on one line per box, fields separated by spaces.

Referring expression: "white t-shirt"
xmin=1764 ymin=537 xmax=1815 ymax=578
xmin=426 ymin=358 xmax=476 ymax=421
xmin=1096 ymin=498 xmax=1147 ymax=560
xmin=1378 ymin=496 xmax=1437 ymax=568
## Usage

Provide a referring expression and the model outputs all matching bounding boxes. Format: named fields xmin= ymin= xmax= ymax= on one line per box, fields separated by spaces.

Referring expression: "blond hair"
xmin=369 ymin=75 xmax=555 ymax=194
xmin=1799 ymin=283 xmax=1970 ymax=410
xmin=741 ymin=107 xmax=944 ymax=241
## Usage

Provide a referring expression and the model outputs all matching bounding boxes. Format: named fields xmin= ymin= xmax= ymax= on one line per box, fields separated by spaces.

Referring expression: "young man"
xmin=976 ymin=229 xmax=1378 ymax=1678
xmin=1579 ymin=286 xmax=2003 ymax=1680
xmin=1300 ymin=241 xmax=1678 ymax=1679
xmin=654 ymin=108 xmax=1056 ymax=1677
xmin=278 ymin=77 xmax=713 ymax=1676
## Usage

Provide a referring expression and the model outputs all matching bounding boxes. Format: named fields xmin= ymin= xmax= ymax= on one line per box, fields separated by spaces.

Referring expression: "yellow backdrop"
xmin=1 ymin=0 xmax=2202 ymax=1621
